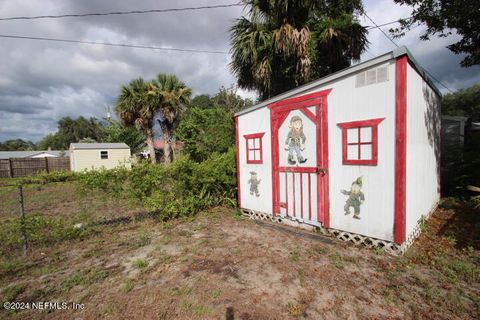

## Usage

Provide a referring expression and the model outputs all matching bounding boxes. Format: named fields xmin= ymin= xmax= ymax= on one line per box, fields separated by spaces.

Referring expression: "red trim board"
xmin=244 ymin=132 xmax=265 ymax=164
xmin=337 ymin=118 xmax=385 ymax=166
xmin=269 ymin=89 xmax=331 ymax=227
xmin=394 ymin=55 xmax=407 ymax=244
xmin=235 ymin=117 xmax=241 ymax=208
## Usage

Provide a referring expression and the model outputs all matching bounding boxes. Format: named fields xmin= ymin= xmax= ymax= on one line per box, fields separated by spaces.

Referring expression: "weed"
xmin=193 ymin=304 xmax=212 ymax=316
xmin=212 ymin=289 xmax=221 ymax=299
xmin=446 ymin=235 xmax=457 ymax=246
xmin=2 ymin=283 xmax=26 ymax=301
xmin=62 ymin=274 xmax=85 ymax=292
xmin=373 ymin=247 xmax=384 ymax=255
xmin=160 ymin=235 xmax=172 ymax=245
xmin=287 ymin=302 xmax=301 ymax=317
xmin=170 ymin=286 xmax=193 ymax=296
xmin=135 ymin=231 xmax=152 ymax=247
xmin=194 ymin=223 xmax=205 ymax=232
xmin=132 ymin=259 xmax=148 ymax=269
xmin=329 ymin=253 xmax=346 ymax=269
xmin=290 ymin=249 xmax=300 ymax=262
xmin=123 ymin=279 xmax=135 ymax=293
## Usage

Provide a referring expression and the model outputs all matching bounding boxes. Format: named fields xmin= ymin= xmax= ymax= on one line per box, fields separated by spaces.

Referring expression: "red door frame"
xmin=268 ymin=89 xmax=332 ymax=227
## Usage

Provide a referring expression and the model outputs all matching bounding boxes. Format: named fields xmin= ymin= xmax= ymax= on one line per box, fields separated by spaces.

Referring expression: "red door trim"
xmin=394 ymin=55 xmax=407 ymax=244
xmin=235 ymin=117 xmax=241 ymax=208
xmin=269 ymin=89 xmax=332 ymax=226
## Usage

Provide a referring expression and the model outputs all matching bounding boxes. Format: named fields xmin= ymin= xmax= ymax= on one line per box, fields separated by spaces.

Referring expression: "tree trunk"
xmin=159 ymin=122 xmax=173 ymax=164
xmin=145 ymin=129 xmax=157 ymax=164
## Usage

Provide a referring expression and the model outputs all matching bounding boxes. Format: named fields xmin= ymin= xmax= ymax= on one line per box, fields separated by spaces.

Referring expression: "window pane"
xmin=360 ymin=127 xmax=372 ymax=142
xmin=100 ymin=151 xmax=108 ymax=159
xmin=248 ymin=138 xmax=254 ymax=149
xmin=360 ymin=144 xmax=372 ymax=160
xmin=347 ymin=128 xmax=358 ymax=143
xmin=255 ymin=150 xmax=261 ymax=160
xmin=254 ymin=138 xmax=260 ymax=149
xmin=248 ymin=150 xmax=255 ymax=161
xmin=347 ymin=145 xmax=359 ymax=160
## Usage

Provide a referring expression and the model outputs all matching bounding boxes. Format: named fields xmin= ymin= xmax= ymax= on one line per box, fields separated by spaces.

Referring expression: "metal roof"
xmin=235 ymin=46 xmax=441 ymax=117
xmin=70 ymin=143 xmax=130 ymax=150
xmin=0 ymin=150 xmax=69 ymax=159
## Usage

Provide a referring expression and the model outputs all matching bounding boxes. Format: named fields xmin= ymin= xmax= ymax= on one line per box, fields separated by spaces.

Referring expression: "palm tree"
xmin=230 ymin=0 xmax=368 ymax=100
xmin=115 ymin=78 xmax=158 ymax=163
xmin=150 ymin=74 xmax=192 ymax=164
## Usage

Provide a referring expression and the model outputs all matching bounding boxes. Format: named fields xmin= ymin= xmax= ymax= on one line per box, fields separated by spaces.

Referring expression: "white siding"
xmin=71 ymin=148 xmax=131 ymax=172
xmin=405 ymin=64 xmax=441 ymax=238
xmin=238 ymin=60 xmax=398 ymax=241
xmin=237 ymin=108 xmax=272 ymax=214
xmin=302 ymin=61 xmax=396 ymax=241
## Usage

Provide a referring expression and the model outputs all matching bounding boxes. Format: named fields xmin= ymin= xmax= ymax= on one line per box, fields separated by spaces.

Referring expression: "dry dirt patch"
xmin=0 ymin=203 xmax=478 ymax=319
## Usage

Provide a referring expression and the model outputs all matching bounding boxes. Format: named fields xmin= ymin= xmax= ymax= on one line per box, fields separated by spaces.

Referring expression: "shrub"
xmin=75 ymin=147 xmax=237 ymax=220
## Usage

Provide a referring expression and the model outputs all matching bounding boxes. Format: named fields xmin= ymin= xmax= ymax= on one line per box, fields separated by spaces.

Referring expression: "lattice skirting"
xmin=241 ymin=208 xmax=413 ymax=256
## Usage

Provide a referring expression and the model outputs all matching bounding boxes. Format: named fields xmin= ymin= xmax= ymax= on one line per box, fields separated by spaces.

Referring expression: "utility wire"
xmin=362 ymin=11 xmax=399 ymax=48
xmin=0 ymin=34 xmax=229 ymax=54
xmin=365 ymin=17 xmax=412 ymax=30
xmin=362 ymin=11 xmax=454 ymax=93
xmin=0 ymin=3 xmax=243 ymax=21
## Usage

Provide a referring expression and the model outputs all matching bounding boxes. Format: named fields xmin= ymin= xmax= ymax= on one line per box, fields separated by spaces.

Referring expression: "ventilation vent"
xmin=355 ymin=65 xmax=389 ymax=88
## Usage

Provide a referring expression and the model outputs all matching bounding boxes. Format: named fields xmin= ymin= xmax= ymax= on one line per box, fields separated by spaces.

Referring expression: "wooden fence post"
xmin=9 ymin=158 xmax=14 ymax=178
xmin=18 ymin=186 xmax=28 ymax=256
xmin=45 ymin=157 xmax=49 ymax=173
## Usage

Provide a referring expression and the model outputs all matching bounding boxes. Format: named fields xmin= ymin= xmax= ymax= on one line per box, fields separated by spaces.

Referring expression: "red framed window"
xmin=244 ymin=132 xmax=265 ymax=164
xmin=337 ymin=118 xmax=385 ymax=165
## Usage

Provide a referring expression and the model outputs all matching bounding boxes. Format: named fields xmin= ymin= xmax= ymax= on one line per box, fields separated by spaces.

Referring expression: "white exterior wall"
xmin=238 ymin=60 xmax=398 ymax=241
xmin=405 ymin=64 xmax=441 ymax=238
xmin=71 ymin=148 xmax=131 ymax=172
xmin=237 ymin=107 xmax=273 ymax=214
xmin=302 ymin=61 xmax=396 ymax=241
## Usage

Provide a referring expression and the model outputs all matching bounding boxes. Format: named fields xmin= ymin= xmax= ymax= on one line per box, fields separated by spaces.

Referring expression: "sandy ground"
xmin=0 ymin=201 xmax=478 ymax=320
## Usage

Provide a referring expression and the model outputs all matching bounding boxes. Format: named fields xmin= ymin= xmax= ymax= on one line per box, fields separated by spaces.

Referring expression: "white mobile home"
xmin=235 ymin=46 xmax=441 ymax=253
xmin=70 ymin=143 xmax=131 ymax=172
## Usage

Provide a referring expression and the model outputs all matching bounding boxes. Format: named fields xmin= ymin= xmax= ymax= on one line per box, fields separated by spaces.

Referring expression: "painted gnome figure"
xmin=341 ymin=177 xmax=365 ymax=219
xmin=248 ymin=171 xmax=261 ymax=197
xmin=284 ymin=115 xmax=307 ymax=165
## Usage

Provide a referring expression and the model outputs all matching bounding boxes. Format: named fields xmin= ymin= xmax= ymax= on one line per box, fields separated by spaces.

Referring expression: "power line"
xmin=0 ymin=34 xmax=229 ymax=54
xmin=366 ymin=17 xmax=412 ymax=30
xmin=362 ymin=11 xmax=399 ymax=48
xmin=362 ymin=11 xmax=454 ymax=93
xmin=0 ymin=3 xmax=243 ymax=21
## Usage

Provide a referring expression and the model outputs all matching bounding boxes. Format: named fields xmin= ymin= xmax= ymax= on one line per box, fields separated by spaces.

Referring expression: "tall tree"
xmin=116 ymin=78 xmax=158 ymax=163
xmin=151 ymin=74 xmax=192 ymax=164
xmin=230 ymin=0 xmax=368 ymax=99
xmin=102 ymin=119 xmax=145 ymax=153
xmin=37 ymin=116 xmax=104 ymax=150
xmin=0 ymin=139 xmax=36 ymax=151
xmin=442 ymin=83 xmax=480 ymax=121
xmin=390 ymin=0 xmax=479 ymax=67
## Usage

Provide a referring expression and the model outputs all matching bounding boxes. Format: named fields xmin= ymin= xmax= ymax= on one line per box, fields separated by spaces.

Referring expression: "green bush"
xmin=75 ymin=148 xmax=237 ymax=220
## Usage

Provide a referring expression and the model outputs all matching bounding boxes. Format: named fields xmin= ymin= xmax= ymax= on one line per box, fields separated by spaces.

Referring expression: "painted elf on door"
xmin=284 ymin=115 xmax=307 ymax=165
xmin=341 ymin=177 xmax=365 ymax=220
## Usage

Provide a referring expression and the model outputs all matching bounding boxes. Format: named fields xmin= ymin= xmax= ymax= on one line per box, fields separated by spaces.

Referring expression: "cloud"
xmin=0 ymin=0 xmax=478 ymax=142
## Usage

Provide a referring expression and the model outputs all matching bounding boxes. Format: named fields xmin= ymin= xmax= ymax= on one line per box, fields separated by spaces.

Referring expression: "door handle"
xmin=317 ymin=167 xmax=327 ymax=175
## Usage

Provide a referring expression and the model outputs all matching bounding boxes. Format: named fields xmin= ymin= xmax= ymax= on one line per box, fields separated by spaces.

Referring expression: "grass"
xmin=2 ymin=283 xmax=26 ymax=301
xmin=122 ymin=279 xmax=135 ymax=293
xmin=132 ymin=259 xmax=148 ymax=269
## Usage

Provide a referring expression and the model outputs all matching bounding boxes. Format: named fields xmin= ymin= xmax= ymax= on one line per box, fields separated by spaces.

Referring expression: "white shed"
xmin=235 ymin=46 xmax=441 ymax=253
xmin=70 ymin=143 xmax=131 ymax=172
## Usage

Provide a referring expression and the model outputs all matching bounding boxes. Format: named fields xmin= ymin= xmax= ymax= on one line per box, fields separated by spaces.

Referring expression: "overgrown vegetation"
xmin=0 ymin=215 xmax=92 ymax=255
xmin=76 ymin=148 xmax=237 ymax=220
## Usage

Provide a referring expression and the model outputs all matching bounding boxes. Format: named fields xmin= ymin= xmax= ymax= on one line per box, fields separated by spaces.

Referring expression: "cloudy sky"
xmin=0 ymin=0 xmax=479 ymax=142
